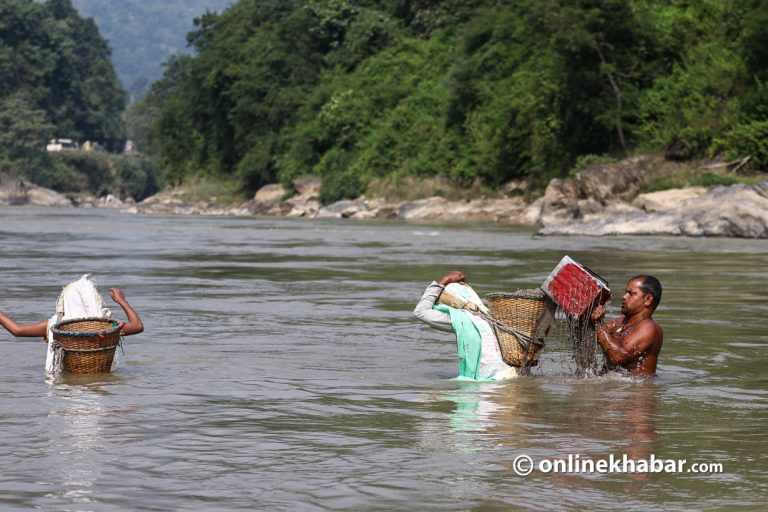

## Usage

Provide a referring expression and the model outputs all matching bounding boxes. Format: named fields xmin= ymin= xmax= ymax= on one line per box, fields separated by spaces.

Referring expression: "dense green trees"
xmin=2 ymin=0 xmax=765 ymax=205
xmin=0 ymin=0 xmax=126 ymax=153
xmin=135 ymin=0 xmax=766 ymax=204
xmin=0 ymin=0 xmax=139 ymax=196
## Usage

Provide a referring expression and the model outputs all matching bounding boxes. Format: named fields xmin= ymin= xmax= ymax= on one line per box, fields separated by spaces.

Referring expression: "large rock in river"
xmin=524 ymin=155 xmax=679 ymax=225
xmin=396 ymin=197 xmax=527 ymax=223
xmin=249 ymin=179 xmax=321 ymax=217
xmin=632 ymin=187 xmax=708 ymax=212
xmin=254 ymin=183 xmax=286 ymax=203
xmin=538 ymin=183 xmax=768 ymax=238
xmin=0 ymin=173 xmax=72 ymax=207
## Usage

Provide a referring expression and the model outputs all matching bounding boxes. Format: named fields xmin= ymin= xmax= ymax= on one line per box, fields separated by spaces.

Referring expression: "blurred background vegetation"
xmin=2 ymin=0 xmax=767 ymax=204
xmin=71 ymin=0 xmax=233 ymax=102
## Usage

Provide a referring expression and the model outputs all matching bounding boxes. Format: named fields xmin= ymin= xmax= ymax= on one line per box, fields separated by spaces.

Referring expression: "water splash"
xmin=541 ymin=287 xmax=610 ymax=377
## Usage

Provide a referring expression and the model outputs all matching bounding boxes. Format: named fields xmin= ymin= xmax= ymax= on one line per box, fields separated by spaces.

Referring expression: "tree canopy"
xmin=0 ymin=0 xmax=151 ymax=198
xmin=0 ymin=0 xmax=127 ymax=156
xmin=130 ymin=0 xmax=768 ymax=203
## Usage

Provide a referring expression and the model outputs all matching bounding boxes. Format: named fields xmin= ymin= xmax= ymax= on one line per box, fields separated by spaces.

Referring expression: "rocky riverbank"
xmin=3 ymin=155 xmax=767 ymax=238
xmin=528 ymin=155 xmax=768 ymax=238
xmin=0 ymin=172 xmax=132 ymax=209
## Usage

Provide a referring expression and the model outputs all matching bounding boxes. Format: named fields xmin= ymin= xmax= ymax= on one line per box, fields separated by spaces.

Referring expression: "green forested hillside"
xmin=71 ymin=0 xmax=233 ymax=100
xmin=0 ymin=0 xmax=157 ymax=199
xmin=137 ymin=0 xmax=768 ymax=204
xmin=0 ymin=0 xmax=126 ymax=148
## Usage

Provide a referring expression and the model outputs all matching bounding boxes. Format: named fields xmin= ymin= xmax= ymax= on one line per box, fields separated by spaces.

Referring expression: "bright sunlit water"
xmin=1 ymin=207 xmax=766 ymax=511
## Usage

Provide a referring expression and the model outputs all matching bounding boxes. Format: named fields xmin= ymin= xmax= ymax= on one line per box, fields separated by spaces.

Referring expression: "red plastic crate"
xmin=541 ymin=256 xmax=612 ymax=317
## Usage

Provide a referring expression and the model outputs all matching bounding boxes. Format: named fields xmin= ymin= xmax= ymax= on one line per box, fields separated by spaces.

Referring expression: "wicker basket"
xmin=52 ymin=317 xmax=122 ymax=374
xmin=485 ymin=289 xmax=553 ymax=367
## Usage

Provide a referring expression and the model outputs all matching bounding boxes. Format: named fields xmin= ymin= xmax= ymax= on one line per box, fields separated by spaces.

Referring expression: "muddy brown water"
xmin=1 ymin=207 xmax=766 ymax=511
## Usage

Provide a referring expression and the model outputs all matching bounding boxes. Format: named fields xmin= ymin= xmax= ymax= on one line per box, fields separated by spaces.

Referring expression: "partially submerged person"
xmin=590 ymin=275 xmax=663 ymax=377
xmin=0 ymin=275 xmax=143 ymax=372
xmin=414 ymin=271 xmax=520 ymax=381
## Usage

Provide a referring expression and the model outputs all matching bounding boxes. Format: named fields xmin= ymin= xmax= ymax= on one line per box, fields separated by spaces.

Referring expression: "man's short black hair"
xmin=631 ymin=275 xmax=662 ymax=311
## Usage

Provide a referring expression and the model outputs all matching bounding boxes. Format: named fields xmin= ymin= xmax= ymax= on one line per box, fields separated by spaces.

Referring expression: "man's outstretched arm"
xmin=0 ymin=312 xmax=48 ymax=337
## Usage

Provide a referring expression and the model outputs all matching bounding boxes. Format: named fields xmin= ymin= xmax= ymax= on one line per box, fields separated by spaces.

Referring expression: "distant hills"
xmin=71 ymin=0 xmax=233 ymax=100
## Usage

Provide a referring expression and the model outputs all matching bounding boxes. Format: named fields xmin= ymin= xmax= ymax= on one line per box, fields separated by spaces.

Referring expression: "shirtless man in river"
xmin=590 ymin=275 xmax=663 ymax=377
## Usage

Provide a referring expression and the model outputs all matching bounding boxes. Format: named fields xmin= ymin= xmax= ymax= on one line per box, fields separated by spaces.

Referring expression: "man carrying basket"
xmin=414 ymin=271 xmax=532 ymax=381
xmin=0 ymin=275 xmax=143 ymax=372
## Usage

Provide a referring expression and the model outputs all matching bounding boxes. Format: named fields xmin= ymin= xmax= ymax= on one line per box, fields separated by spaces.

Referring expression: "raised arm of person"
xmin=413 ymin=271 xmax=466 ymax=332
xmin=435 ymin=271 xmax=467 ymax=288
xmin=0 ymin=311 xmax=48 ymax=338
xmin=109 ymin=288 xmax=144 ymax=335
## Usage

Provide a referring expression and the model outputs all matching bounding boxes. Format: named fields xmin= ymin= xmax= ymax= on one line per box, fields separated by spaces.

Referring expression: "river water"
xmin=0 ymin=207 xmax=766 ymax=511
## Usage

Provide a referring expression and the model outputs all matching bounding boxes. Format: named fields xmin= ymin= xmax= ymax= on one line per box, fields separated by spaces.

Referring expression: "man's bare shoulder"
xmin=636 ymin=318 xmax=664 ymax=352
xmin=635 ymin=318 xmax=663 ymax=336
xmin=652 ymin=319 xmax=664 ymax=344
